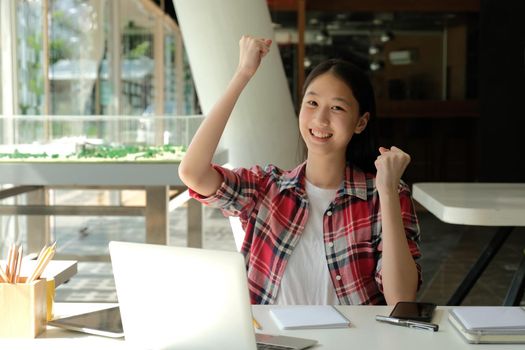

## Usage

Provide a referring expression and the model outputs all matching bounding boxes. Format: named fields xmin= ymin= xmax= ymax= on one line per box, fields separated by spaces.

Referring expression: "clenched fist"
xmin=374 ymin=146 xmax=411 ymax=195
xmin=237 ymin=35 xmax=272 ymax=78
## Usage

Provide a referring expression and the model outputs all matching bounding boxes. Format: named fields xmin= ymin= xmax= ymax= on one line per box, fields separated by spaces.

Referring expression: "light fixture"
xmin=315 ymin=31 xmax=326 ymax=42
xmin=369 ymin=60 xmax=384 ymax=71
xmin=380 ymin=31 xmax=394 ymax=43
xmin=368 ymin=45 xmax=381 ymax=55
xmin=304 ymin=57 xmax=312 ymax=68
xmin=309 ymin=17 xmax=319 ymax=25
xmin=388 ymin=50 xmax=417 ymax=65
xmin=315 ymin=26 xmax=331 ymax=45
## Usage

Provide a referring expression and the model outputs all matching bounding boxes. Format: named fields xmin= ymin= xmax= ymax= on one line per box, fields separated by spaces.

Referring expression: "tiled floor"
xmin=417 ymin=214 xmax=525 ymax=306
xmin=11 ymin=190 xmax=525 ymax=306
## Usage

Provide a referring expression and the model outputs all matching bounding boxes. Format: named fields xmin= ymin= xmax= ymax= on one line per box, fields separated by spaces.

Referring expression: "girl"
xmin=178 ymin=35 xmax=421 ymax=305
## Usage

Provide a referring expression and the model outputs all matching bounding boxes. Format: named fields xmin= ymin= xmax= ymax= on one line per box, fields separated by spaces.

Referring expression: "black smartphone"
xmin=389 ymin=301 xmax=436 ymax=322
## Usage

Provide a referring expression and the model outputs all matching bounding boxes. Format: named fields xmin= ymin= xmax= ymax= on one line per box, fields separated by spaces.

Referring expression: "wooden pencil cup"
xmin=0 ymin=278 xmax=47 ymax=338
xmin=46 ymin=278 xmax=55 ymax=321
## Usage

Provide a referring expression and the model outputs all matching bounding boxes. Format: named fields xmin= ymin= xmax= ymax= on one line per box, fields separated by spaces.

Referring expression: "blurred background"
xmin=0 ymin=0 xmax=524 ymax=305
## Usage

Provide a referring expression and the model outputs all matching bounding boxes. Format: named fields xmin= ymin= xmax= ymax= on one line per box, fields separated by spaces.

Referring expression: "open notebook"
xmin=449 ymin=307 xmax=525 ymax=344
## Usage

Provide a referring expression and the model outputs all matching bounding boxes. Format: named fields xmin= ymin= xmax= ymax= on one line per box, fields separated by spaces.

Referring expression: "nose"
xmin=313 ymin=106 xmax=330 ymax=126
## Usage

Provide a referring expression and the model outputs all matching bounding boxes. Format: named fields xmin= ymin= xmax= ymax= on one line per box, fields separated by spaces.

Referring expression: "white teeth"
xmin=310 ymin=129 xmax=332 ymax=138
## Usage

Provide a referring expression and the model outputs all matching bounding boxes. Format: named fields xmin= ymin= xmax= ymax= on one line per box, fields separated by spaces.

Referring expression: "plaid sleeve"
xmin=374 ymin=180 xmax=423 ymax=293
xmin=188 ymin=164 xmax=265 ymax=218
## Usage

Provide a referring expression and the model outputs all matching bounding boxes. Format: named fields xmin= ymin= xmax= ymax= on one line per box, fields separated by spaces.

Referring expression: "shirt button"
xmin=328 ymin=242 xmax=334 ymax=248
xmin=336 ymin=275 xmax=342 ymax=281
xmin=326 ymin=210 xmax=333 ymax=216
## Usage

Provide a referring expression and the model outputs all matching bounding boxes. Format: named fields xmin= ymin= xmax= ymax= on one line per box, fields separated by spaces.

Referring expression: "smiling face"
xmin=299 ymin=72 xmax=369 ymax=160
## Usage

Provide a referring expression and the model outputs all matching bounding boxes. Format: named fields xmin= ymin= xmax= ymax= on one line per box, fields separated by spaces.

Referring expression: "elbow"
xmin=178 ymin=159 xmax=210 ymax=191
xmin=178 ymin=160 xmax=192 ymax=188
xmin=178 ymin=160 xmax=220 ymax=197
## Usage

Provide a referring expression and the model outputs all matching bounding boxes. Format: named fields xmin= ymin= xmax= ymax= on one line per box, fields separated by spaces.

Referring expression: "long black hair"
xmin=302 ymin=59 xmax=378 ymax=173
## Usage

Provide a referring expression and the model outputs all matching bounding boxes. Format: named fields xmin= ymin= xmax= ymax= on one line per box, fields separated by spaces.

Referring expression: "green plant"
xmin=127 ymin=41 xmax=151 ymax=59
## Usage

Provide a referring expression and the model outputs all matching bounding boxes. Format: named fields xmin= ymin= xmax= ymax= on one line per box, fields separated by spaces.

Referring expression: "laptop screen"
xmin=109 ymin=242 xmax=258 ymax=350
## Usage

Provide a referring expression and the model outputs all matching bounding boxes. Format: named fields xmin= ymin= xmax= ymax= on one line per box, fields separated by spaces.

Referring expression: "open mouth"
xmin=309 ymin=129 xmax=333 ymax=139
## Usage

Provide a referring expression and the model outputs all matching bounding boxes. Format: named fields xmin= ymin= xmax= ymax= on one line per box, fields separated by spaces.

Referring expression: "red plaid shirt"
xmin=190 ymin=161 xmax=421 ymax=305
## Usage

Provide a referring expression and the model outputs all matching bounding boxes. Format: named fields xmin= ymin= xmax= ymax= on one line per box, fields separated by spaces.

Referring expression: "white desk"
xmin=254 ymin=305 xmax=523 ymax=350
xmin=413 ymin=182 xmax=525 ymax=305
xmin=0 ymin=303 xmax=523 ymax=350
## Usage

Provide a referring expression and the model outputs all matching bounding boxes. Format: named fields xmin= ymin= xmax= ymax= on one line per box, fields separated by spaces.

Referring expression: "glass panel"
xmin=161 ymin=26 xmax=176 ymax=145
xmin=271 ymin=11 xmax=477 ymax=102
xmin=163 ymin=27 xmax=176 ymax=116
xmin=0 ymin=115 xmax=202 ymax=149
xmin=13 ymin=0 xmax=198 ymax=145
xmin=0 ymin=9 xmax=2 ymax=114
xmin=49 ymin=0 xmax=109 ymax=115
xmin=120 ymin=1 xmax=155 ymax=116
xmin=16 ymin=0 xmax=44 ymax=115
xmin=182 ymin=49 xmax=197 ymax=115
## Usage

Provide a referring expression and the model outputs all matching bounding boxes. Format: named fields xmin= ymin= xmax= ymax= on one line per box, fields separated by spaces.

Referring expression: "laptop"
xmin=48 ymin=306 xmax=124 ymax=338
xmin=109 ymin=241 xmax=317 ymax=350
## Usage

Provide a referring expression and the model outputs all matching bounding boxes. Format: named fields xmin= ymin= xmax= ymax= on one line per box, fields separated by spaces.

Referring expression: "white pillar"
xmin=172 ymin=0 xmax=299 ymax=169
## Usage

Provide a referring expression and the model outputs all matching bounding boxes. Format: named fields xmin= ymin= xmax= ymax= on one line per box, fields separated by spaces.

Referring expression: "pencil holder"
xmin=46 ymin=278 xmax=55 ymax=321
xmin=0 ymin=278 xmax=47 ymax=338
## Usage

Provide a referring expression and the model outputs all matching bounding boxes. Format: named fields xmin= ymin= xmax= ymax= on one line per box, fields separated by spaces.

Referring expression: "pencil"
xmin=252 ymin=317 xmax=262 ymax=330
xmin=6 ymin=245 xmax=14 ymax=282
xmin=10 ymin=245 xmax=18 ymax=283
xmin=15 ymin=245 xmax=23 ymax=283
xmin=34 ymin=247 xmax=54 ymax=281
xmin=0 ymin=264 xmax=8 ymax=282
xmin=27 ymin=246 xmax=47 ymax=283
xmin=36 ymin=244 xmax=48 ymax=261
xmin=27 ymin=244 xmax=55 ymax=283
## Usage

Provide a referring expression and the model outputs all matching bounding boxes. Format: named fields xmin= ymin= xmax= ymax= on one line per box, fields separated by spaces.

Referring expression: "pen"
xmin=375 ymin=315 xmax=439 ymax=332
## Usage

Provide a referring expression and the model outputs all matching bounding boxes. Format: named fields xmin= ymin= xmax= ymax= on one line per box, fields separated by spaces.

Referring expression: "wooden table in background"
xmin=0 ymin=150 xmax=227 ymax=259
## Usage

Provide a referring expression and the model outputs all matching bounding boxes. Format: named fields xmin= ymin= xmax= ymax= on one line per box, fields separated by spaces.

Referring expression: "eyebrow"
xmin=305 ymin=91 xmax=352 ymax=107
xmin=333 ymin=97 xmax=352 ymax=107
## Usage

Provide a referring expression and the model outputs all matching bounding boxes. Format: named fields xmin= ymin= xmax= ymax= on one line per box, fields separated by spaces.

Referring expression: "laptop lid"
xmin=109 ymin=241 xmax=257 ymax=350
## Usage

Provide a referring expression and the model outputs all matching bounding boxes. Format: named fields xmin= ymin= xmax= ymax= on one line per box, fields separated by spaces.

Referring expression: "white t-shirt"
xmin=275 ymin=180 xmax=339 ymax=305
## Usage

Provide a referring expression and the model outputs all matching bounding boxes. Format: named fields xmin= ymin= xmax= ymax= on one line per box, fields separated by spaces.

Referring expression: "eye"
xmin=305 ymin=100 xmax=318 ymax=107
xmin=331 ymin=105 xmax=345 ymax=112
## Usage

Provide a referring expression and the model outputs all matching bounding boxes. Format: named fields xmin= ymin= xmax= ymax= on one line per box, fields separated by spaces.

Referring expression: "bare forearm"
xmin=379 ymin=191 xmax=418 ymax=305
xmin=179 ymin=70 xmax=252 ymax=195
xmin=180 ymin=35 xmax=271 ymax=196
